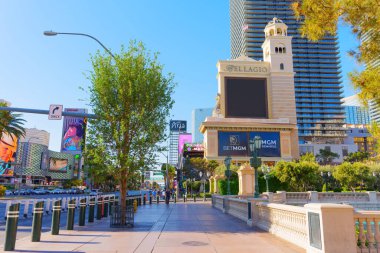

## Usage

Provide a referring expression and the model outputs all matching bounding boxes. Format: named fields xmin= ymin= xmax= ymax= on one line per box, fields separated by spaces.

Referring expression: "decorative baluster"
xmin=367 ymin=218 xmax=375 ymax=249
xmin=375 ymin=218 xmax=380 ymax=250
xmin=359 ymin=218 xmax=367 ymax=249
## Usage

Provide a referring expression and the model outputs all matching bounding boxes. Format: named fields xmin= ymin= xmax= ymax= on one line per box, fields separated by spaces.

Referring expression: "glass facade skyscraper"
xmin=230 ymin=0 xmax=345 ymax=144
xmin=192 ymin=108 xmax=213 ymax=143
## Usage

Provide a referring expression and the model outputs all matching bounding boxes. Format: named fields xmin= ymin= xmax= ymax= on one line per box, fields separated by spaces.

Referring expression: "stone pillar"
xmin=304 ymin=203 xmax=356 ymax=253
xmin=308 ymin=191 xmax=319 ymax=203
xmin=237 ymin=164 xmax=254 ymax=196
xmin=368 ymin=191 xmax=376 ymax=203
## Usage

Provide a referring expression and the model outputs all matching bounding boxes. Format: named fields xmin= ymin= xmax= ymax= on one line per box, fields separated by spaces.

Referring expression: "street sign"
xmin=48 ymin=105 xmax=63 ymax=120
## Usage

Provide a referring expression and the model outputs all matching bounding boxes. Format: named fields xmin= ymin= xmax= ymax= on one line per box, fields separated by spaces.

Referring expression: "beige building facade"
xmin=200 ymin=18 xmax=299 ymax=164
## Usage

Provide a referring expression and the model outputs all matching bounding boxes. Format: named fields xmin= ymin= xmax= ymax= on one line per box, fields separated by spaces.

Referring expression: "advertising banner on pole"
xmin=0 ymin=133 xmax=17 ymax=176
xmin=61 ymin=108 xmax=87 ymax=153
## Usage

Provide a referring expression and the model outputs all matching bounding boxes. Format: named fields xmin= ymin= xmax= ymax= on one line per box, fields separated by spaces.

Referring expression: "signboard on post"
xmin=170 ymin=120 xmax=187 ymax=132
xmin=48 ymin=105 xmax=63 ymax=120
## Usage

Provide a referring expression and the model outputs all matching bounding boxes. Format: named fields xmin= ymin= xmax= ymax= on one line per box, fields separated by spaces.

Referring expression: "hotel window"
xmin=280 ymin=63 xmax=284 ymax=70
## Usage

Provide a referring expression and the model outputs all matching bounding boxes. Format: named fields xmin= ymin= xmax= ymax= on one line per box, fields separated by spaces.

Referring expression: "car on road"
xmin=50 ymin=188 xmax=65 ymax=194
xmin=5 ymin=190 xmax=13 ymax=196
xmin=33 ymin=188 xmax=48 ymax=195
xmin=89 ymin=189 xmax=102 ymax=196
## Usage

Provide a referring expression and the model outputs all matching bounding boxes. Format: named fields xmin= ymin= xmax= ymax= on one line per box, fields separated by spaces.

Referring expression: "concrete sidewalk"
xmin=10 ymin=202 xmax=305 ymax=253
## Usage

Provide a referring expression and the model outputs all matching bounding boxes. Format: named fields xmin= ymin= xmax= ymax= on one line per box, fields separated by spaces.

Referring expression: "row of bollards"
xmin=3 ymin=195 xmax=115 ymax=251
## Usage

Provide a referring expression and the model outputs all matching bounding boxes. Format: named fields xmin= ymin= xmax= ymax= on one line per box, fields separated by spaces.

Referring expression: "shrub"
xmin=0 ymin=185 xmax=6 ymax=197
xmin=217 ymin=179 xmax=239 ymax=195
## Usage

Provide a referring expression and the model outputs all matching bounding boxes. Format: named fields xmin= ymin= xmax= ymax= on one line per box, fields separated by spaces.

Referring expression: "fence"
xmin=212 ymin=194 xmax=380 ymax=253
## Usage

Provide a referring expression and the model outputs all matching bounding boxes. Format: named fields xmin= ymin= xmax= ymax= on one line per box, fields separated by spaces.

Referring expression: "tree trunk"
xmin=119 ymin=176 xmax=127 ymax=224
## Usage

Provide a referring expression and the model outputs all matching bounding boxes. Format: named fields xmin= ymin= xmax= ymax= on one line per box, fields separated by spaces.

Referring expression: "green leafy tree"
xmin=0 ymin=102 xmax=25 ymax=140
xmin=160 ymin=163 xmax=176 ymax=189
xmin=369 ymin=122 xmax=380 ymax=160
xmin=86 ymin=41 xmax=175 ymax=219
xmin=333 ymin=162 xmax=371 ymax=191
xmin=291 ymin=0 xmax=380 ymax=105
xmin=344 ymin=152 xmax=370 ymax=163
xmin=207 ymin=160 xmax=219 ymax=175
xmin=316 ymin=149 xmax=339 ymax=165
xmin=274 ymin=160 xmax=319 ymax=192
xmin=299 ymin=152 xmax=316 ymax=162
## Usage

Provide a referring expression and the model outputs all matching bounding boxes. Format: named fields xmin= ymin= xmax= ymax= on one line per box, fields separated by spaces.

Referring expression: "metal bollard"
xmin=96 ymin=197 xmax=103 ymax=220
xmin=138 ymin=196 xmax=141 ymax=206
xmin=149 ymin=195 xmax=152 ymax=205
xmin=183 ymin=195 xmax=186 ymax=203
xmin=143 ymin=194 xmax=146 ymax=205
xmin=79 ymin=198 xmax=86 ymax=226
xmin=103 ymin=197 xmax=109 ymax=218
xmin=194 ymin=195 xmax=196 ymax=202
xmin=51 ymin=200 xmax=62 ymax=235
xmin=31 ymin=201 xmax=44 ymax=242
xmin=66 ymin=199 xmax=76 ymax=230
xmin=4 ymin=203 xmax=20 ymax=251
xmin=88 ymin=197 xmax=95 ymax=223
xmin=174 ymin=194 xmax=177 ymax=203
xmin=156 ymin=195 xmax=159 ymax=204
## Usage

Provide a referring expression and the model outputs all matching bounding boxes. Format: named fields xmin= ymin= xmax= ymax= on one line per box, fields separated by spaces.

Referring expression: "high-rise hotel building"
xmin=230 ymin=0 xmax=345 ymax=144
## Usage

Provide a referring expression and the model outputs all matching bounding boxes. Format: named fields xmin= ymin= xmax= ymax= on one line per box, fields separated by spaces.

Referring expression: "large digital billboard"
xmin=49 ymin=158 xmax=68 ymax=172
xmin=178 ymin=133 xmax=192 ymax=155
xmin=225 ymin=77 xmax=268 ymax=118
xmin=61 ymin=108 xmax=87 ymax=153
xmin=218 ymin=131 xmax=281 ymax=157
xmin=0 ymin=133 xmax=17 ymax=176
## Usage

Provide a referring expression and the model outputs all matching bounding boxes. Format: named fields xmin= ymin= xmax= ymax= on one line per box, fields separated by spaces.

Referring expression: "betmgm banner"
xmin=218 ymin=131 xmax=280 ymax=157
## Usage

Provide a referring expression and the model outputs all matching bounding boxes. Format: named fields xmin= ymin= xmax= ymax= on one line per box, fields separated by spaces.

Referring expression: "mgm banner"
xmin=218 ymin=131 xmax=281 ymax=157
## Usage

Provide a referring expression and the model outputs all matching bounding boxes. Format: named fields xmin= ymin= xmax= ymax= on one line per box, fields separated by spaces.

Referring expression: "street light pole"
xmin=249 ymin=136 xmax=262 ymax=198
xmin=19 ymin=137 xmax=39 ymax=195
xmin=224 ymin=156 xmax=232 ymax=195
xmin=43 ymin=31 xmax=115 ymax=60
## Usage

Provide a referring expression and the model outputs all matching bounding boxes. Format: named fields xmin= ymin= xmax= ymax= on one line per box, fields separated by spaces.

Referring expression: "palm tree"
xmin=0 ymin=102 xmax=26 ymax=140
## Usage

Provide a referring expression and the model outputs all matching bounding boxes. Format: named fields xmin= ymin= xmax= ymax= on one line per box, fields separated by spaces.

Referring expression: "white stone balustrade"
xmin=253 ymin=202 xmax=308 ymax=249
xmin=225 ymin=198 xmax=249 ymax=222
xmin=354 ymin=210 xmax=380 ymax=252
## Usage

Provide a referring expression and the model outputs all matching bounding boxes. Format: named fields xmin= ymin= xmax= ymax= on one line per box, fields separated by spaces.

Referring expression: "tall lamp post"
xmin=321 ymin=171 xmax=331 ymax=191
xmin=43 ymin=31 xmax=115 ymax=60
xmin=19 ymin=137 xmax=39 ymax=195
xmin=249 ymin=136 xmax=262 ymax=198
xmin=224 ymin=156 xmax=232 ymax=195
xmin=199 ymin=171 xmax=211 ymax=201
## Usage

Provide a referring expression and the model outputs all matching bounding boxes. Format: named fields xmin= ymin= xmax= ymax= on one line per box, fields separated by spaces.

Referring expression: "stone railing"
xmin=260 ymin=191 xmax=379 ymax=209
xmin=212 ymin=195 xmax=250 ymax=222
xmin=354 ymin=210 xmax=380 ymax=252
xmin=318 ymin=192 xmax=369 ymax=203
xmin=253 ymin=202 xmax=308 ymax=249
xmin=224 ymin=198 xmax=249 ymax=222
xmin=213 ymin=195 xmax=224 ymax=211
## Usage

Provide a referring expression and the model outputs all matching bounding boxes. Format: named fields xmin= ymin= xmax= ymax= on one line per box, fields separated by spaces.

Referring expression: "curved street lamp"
xmin=224 ymin=156 xmax=232 ymax=195
xmin=43 ymin=31 xmax=115 ymax=60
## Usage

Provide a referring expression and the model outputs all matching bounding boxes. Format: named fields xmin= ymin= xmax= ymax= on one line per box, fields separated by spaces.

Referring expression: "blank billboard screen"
xmin=225 ymin=77 xmax=268 ymax=118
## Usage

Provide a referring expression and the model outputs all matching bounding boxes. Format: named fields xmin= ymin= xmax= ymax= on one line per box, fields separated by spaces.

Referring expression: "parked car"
xmin=50 ymin=188 xmax=64 ymax=194
xmin=5 ymin=190 xmax=13 ymax=196
xmin=89 ymin=189 xmax=102 ymax=196
xmin=33 ymin=188 xmax=48 ymax=195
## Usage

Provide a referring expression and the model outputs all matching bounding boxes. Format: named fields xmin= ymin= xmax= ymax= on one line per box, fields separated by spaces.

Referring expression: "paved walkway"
xmin=11 ymin=202 xmax=305 ymax=253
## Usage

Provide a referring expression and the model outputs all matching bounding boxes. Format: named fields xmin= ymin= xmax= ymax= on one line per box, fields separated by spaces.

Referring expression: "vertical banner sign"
xmin=61 ymin=109 xmax=87 ymax=153
xmin=178 ymin=134 xmax=192 ymax=155
xmin=0 ymin=133 xmax=17 ymax=176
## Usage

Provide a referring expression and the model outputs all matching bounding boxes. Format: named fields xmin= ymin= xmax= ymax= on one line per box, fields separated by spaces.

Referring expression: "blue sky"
xmin=0 ymin=1 xmax=361 ymax=162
